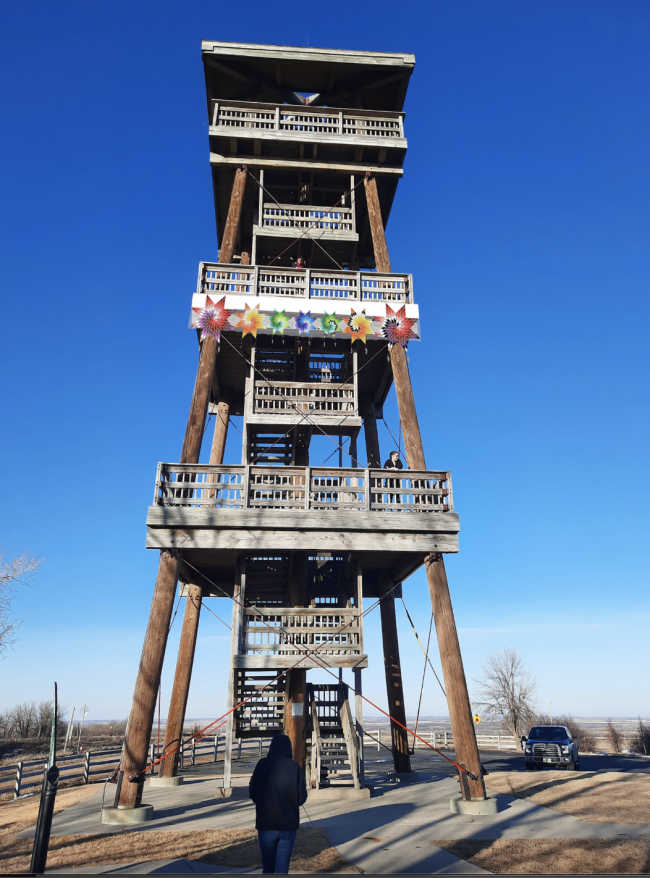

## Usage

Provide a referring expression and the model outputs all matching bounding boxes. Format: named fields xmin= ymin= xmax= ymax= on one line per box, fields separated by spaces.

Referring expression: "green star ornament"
xmin=269 ymin=309 xmax=292 ymax=335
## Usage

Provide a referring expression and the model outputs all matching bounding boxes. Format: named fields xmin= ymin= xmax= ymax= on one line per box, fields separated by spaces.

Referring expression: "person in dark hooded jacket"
xmin=249 ymin=733 xmax=308 ymax=874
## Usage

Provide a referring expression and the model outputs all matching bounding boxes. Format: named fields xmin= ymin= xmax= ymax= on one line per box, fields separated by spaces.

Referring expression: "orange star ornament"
xmin=234 ymin=303 xmax=266 ymax=338
xmin=343 ymin=308 xmax=374 ymax=345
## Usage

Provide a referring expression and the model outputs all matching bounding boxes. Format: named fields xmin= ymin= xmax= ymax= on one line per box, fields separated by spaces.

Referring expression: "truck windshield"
xmin=527 ymin=727 xmax=568 ymax=741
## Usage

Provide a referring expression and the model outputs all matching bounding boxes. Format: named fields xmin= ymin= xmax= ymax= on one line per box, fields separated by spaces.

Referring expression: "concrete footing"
xmin=449 ymin=794 xmax=499 ymax=815
xmin=387 ymin=770 xmax=420 ymax=785
xmin=148 ymin=775 xmax=184 ymax=787
xmin=101 ymin=804 xmax=155 ymax=825
xmin=308 ymin=786 xmax=371 ymax=801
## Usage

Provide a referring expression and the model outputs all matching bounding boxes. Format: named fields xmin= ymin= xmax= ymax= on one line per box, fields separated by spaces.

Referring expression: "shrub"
xmin=629 ymin=717 xmax=650 ymax=755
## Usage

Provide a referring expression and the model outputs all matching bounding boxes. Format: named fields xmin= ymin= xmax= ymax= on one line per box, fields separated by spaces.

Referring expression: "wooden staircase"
xmin=307 ymin=683 xmax=363 ymax=792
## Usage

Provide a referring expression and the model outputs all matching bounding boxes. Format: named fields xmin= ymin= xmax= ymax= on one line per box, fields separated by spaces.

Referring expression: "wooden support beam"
xmin=117 ymin=169 xmax=248 ymax=808
xmin=160 ymin=388 xmax=232 ymax=779
xmin=209 ymin=389 xmax=231 ymax=466
xmin=364 ymin=173 xmax=486 ymax=801
xmin=181 ymin=167 xmax=247 ymax=465
xmin=426 ymin=554 xmax=485 ymax=798
xmin=211 ymin=152 xmax=403 ymax=176
xmin=284 ymin=551 xmax=309 ymax=767
xmin=378 ymin=570 xmax=410 ymax=774
xmin=283 ymin=668 xmax=307 ymax=768
xmin=115 ymin=550 xmax=180 ymax=807
xmin=159 ymin=584 xmax=202 ymax=778
xmin=361 ymin=397 xmax=381 ymax=467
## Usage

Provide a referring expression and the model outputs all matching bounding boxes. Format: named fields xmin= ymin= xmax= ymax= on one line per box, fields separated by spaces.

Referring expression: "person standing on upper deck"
xmin=383 ymin=450 xmax=404 ymax=506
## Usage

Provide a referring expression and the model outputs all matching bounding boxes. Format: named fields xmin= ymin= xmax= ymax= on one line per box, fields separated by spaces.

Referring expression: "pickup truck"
xmin=520 ymin=725 xmax=580 ymax=771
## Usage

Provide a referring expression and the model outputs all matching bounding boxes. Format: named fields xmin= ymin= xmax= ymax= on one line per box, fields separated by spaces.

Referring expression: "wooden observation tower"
xmin=110 ymin=40 xmax=487 ymax=818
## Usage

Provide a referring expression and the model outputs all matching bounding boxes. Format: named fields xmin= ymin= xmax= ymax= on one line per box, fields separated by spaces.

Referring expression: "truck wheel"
xmin=566 ymin=761 xmax=576 ymax=771
xmin=525 ymin=763 xmax=535 ymax=770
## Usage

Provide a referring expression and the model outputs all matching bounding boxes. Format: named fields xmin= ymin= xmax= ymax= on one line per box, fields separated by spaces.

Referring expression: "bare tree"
xmin=605 ymin=718 xmax=624 ymax=753
xmin=0 ymin=545 xmax=43 ymax=656
xmin=630 ymin=717 xmax=650 ymax=756
xmin=9 ymin=701 xmax=38 ymax=738
xmin=473 ymin=648 xmax=538 ymax=749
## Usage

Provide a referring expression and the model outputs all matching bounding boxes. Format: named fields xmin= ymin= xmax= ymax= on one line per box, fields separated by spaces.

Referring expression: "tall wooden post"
xmin=365 ymin=173 xmax=485 ymax=800
xmin=210 ymin=389 xmax=231 ymax=466
xmin=361 ymin=398 xmax=382 ymax=467
xmin=284 ymin=549 xmax=309 ymax=766
xmin=158 ymin=389 xmax=231 ymax=780
xmin=378 ymin=571 xmax=411 ymax=773
xmin=181 ymin=167 xmax=247 ymax=464
xmin=159 ymin=584 xmax=202 ymax=777
xmin=116 ymin=168 xmax=247 ymax=808
xmin=115 ymin=551 xmax=181 ymax=807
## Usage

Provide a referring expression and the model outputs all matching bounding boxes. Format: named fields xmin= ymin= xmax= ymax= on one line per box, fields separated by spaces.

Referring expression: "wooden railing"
xmin=309 ymin=702 xmax=323 ymax=790
xmin=243 ymin=607 xmax=362 ymax=659
xmin=211 ymin=100 xmax=405 ymax=141
xmin=261 ymin=203 xmax=355 ymax=234
xmin=341 ymin=699 xmax=362 ymax=789
xmin=154 ymin=465 xmax=453 ymax=513
xmin=197 ymin=263 xmax=413 ymax=304
xmin=252 ymin=381 xmax=357 ymax=416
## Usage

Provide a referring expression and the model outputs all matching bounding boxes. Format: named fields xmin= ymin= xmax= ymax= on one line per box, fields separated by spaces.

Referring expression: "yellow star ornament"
xmin=343 ymin=308 xmax=373 ymax=345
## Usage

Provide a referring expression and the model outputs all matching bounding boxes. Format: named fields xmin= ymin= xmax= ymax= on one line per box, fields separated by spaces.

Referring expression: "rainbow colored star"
xmin=190 ymin=295 xmax=234 ymax=342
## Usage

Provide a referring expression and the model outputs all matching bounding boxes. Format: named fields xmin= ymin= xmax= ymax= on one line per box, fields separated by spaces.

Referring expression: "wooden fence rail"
xmin=362 ymin=730 xmax=519 ymax=752
xmin=0 ymin=737 xmax=272 ymax=798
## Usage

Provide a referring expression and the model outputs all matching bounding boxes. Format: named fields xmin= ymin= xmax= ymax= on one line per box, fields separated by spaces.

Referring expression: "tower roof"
xmin=202 ymin=41 xmax=415 ymax=112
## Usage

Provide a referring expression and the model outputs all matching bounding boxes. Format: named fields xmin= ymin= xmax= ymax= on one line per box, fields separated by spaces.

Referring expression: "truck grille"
xmin=533 ymin=743 xmax=560 ymax=758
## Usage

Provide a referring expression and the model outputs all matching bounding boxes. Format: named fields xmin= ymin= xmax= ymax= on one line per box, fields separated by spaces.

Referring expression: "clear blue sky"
xmin=1 ymin=0 xmax=648 ymax=723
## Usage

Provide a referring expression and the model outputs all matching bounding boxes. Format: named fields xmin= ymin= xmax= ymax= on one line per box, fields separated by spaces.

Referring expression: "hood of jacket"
xmin=267 ymin=733 xmax=293 ymax=759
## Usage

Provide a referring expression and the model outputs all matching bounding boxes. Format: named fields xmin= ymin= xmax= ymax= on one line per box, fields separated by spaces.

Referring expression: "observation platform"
xmin=145 ymin=464 xmax=459 ymax=595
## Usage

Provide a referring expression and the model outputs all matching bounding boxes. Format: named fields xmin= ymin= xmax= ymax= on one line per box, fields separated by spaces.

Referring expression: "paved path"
xmin=20 ymin=755 xmax=650 ymax=874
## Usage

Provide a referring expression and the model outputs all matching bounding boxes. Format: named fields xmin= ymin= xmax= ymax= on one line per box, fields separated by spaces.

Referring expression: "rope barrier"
xmin=400 ymin=598 xmax=447 ymax=698
xmin=412 ymin=611 xmax=434 ymax=750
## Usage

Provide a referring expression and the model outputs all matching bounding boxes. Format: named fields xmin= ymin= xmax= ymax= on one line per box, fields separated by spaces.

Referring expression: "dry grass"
xmin=0 ymin=787 xmax=356 ymax=873
xmin=434 ymin=838 xmax=650 ymax=874
xmin=0 ymin=827 xmax=358 ymax=873
xmin=485 ymin=770 xmax=650 ymax=824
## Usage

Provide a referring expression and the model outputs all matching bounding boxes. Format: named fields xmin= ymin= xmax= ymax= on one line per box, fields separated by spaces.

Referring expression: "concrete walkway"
xmin=22 ymin=755 xmax=650 ymax=874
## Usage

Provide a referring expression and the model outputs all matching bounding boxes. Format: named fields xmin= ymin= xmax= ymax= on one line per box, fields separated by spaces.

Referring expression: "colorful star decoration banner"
xmin=190 ymin=297 xmax=420 ymax=347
